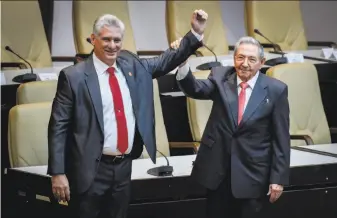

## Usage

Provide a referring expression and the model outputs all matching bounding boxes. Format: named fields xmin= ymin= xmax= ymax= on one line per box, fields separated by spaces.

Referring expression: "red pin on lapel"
xmin=129 ymin=72 xmax=132 ymax=76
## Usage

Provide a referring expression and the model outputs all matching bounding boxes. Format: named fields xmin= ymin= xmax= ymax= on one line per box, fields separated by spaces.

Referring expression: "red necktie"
xmin=107 ymin=67 xmax=128 ymax=153
xmin=238 ymin=82 xmax=249 ymax=124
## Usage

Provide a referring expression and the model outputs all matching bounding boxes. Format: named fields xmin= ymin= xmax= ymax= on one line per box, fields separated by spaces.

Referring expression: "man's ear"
xmin=260 ymin=57 xmax=266 ymax=66
xmin=90 ymin=34 xmax=95 ymax=46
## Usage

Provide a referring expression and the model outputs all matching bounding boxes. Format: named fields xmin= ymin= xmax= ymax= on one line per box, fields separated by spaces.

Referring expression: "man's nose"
xmin=242 ymin=58 xmax=249 ymax=67
xmin=109 ymin=40 xmax=117 ymax=49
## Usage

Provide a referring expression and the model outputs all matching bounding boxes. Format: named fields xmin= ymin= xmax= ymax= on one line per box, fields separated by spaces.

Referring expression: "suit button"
xmin=96 ymin=157 xmax=100 ymax=162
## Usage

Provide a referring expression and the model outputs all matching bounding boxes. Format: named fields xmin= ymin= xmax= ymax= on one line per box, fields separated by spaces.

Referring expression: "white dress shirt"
xmin=93 ymin=29 xmax=203 ymax=156
xmin=177 ymin=66 xmax=260 ymax=113
xmin=93 ymin=53 xmax=135 ymax=155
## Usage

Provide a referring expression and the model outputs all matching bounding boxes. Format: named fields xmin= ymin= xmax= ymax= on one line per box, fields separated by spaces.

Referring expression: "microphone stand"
xmin=147 ymin=150 xmax=173 ymax=176
xmin=196 ymin=44 xmax=222 ymax=71
xmin=253 ymin=29 xmax=288 ymax=66
xmin=5 ymin=46 xmax=37 ymax=83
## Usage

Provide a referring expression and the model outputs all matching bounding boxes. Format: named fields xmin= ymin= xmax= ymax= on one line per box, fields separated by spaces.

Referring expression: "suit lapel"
xmin=239 ymin=73 xmax=267 ymax=127
xmin=116 ymin=57 xmax=138 ymax=113
xmin=84 ymin=56 xmax=104 ymax=133
xmin=223 ymin=70 xmax=239 ymax=128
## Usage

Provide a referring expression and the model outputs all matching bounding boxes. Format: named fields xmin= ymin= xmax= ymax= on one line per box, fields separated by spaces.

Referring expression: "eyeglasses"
xmin=234 ymin=55 xmax=258 ymax=64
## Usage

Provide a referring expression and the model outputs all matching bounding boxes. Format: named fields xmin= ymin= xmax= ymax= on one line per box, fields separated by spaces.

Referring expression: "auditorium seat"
xmin=16 ymin=81 xmax=57 ymax=104
xmin=166 ymin=1 xmax=229 ymax=56
xmin=1 ymin=1 xmax=52 ymax=69
xmin=245 ymin=1 xmax=336 ymax=51
xmin=72 ymin=1 xmax=137 ymax=55
xmin=8 ymin=102 xmax=52 ymax=167
xmin=186 ymin=71 xmax=213 ymax=148
xmin=266 ymin=63 xmax=337 ymax=146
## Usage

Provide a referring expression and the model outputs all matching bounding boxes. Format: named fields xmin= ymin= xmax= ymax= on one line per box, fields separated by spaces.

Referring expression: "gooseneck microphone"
xmin=253 ymin=29 xmax=287 ymax=66
xmin=147 ymin=150 xmax=173 ymax=177
xmin=196 ymin=43 xmax=222 ymax=71
xmin=254 ymin=29 xmax=283 ymax=53
xmin=5 ymin=46 xmax=37 ymax=83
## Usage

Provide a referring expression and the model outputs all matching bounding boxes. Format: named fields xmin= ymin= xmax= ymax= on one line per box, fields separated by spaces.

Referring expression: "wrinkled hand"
xmin=268 ymin=184 xmax=283 ymax=203
xmin=191 ymin=9 xmax=208 ymax=35
xmin=52 ymin=174 xmax=70 ymax=202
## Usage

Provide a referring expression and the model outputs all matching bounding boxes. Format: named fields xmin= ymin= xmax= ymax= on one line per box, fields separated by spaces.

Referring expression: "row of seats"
xmin=8 ymin=62 xmax=336 ymax=168
xmin=2 ymin=1 xmax=332 ymax=69
xmin=8 ymin=80 xmax=177 ymax=167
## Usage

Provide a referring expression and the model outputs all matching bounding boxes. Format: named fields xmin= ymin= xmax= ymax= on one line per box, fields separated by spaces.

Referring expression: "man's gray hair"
xmin=234 ymin=36 xmax=264 ymax=59
xmin=93 ymin=14 xmax=125 ymax=36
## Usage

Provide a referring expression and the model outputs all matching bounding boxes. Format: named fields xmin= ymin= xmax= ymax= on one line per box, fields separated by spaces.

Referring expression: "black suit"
xmin=177 ymin=66 xmax=290 ymax=218
xmin=47 ymin=31 xmax=202 ymax=218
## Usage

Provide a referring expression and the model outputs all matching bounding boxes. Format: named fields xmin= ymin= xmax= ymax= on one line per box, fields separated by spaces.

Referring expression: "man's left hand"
xmin=268 ymin=184 xmax=283 ymax=203
xmin=191 ymin=9 xmax=208 ymax=35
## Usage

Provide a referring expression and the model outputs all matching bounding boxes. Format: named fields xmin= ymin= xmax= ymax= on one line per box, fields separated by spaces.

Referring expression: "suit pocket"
xmin=201 ymin=136 xmax=215 ymax=148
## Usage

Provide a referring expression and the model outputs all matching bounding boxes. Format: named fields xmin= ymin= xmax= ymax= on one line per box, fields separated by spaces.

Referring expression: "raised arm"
xmin=176 ymin=64 xmax=216 ymax=100
xmin=142 ymin=10 xmax=208 ymax=79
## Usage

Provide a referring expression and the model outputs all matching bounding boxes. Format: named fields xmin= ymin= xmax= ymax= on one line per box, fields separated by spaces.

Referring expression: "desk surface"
xmin=10 ymin=146 xmax=337 ymax=180
xmin=298 ymin=144 xmax=337 ymax=154
xmin=0 ymin=67 xmax=63 ymax=86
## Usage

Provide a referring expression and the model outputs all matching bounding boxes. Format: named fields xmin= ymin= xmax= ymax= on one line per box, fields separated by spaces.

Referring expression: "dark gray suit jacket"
xmin=177 ymin=66 xmax=290 ymax=199
xmin=47 ymin=31 xmax=203 ymax=194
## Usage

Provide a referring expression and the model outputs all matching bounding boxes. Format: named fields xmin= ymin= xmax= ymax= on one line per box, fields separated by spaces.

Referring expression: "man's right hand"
xmin=51 ymin=174 xmax=70 ymax=202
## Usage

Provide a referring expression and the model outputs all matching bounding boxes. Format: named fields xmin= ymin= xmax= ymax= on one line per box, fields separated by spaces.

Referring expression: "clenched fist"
xmin=191 ymin=9 xmax=208 ymax=35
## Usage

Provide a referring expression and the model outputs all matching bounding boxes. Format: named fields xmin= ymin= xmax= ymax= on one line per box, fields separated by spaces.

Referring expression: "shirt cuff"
xmin=191 ymin=28 xmax=204 ymax=41
xmin=176 ymin=63 xmax=190 ymax=81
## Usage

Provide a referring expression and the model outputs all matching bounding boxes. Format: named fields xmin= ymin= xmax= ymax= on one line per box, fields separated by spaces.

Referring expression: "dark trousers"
xmin=206 ymin=169 xmax=268 ymax=218
xmin=69 ymin=155 xmax=132 ymax=218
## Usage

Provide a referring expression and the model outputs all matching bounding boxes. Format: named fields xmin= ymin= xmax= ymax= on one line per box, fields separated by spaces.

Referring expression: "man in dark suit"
xmin=173 ymin=36 xmax=290 ymax=218
xmin=48 ymin=10 xmax=208 ymax=218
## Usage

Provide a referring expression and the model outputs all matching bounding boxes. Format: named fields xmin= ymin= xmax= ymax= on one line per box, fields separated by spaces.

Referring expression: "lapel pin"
xmin=266 ymin=98 xmax=269 ymax=104
xmin=129 ymin=72 xmax=132 ymax=76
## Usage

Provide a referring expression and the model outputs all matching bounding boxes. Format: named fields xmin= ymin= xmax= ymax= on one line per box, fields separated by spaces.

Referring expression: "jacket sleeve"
xmin=47 ymin=70 xmax=73 ymax=175
xmin=270 ymin=86 xmax=291 ymax=185
xmin=141 ymin=31 xmax=203 ymax=79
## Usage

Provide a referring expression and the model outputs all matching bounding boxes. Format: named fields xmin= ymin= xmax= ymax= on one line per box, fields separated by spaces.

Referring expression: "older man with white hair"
xmin=172 ymin=36 xmax=291 ymax=218
xmin=48 ymin=10 xmax=208 ymax=218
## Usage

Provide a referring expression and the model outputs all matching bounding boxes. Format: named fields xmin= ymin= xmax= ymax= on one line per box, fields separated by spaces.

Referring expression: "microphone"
xmin=196 ymin=43 xmax=222 ymax=71
xmin=5 ymin=46 xmax=37 ymax=83
xmin=253 ymin=29 xmax=288 ymax=66
xmin=147 ymin=150 xmax=173 ymax=177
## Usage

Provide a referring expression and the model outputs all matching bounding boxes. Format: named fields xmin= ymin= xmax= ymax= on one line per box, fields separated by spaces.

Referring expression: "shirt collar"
xmin=93 ymin=52 xmax=118 ymax=75
xmin=237 ymin=71 xmax=260 ymax=89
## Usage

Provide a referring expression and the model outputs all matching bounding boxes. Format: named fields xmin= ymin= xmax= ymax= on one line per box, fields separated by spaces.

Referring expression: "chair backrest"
xmin=1 ymin=1 xmax=52 ymax=68
xmin=72 ymin=1 xmax=137 ymax=54
xmin=166 ymin=1 xmax=228 ymax=56
xmin=8 ymin=102 xmax=52 ymax=167
xmin=186 ymin=71 xmax=213 ymax=142
xmin=16 ymin=80 xmax=57 ymax=104
xmin=266 ymin=63 xmax=331 ymax=146
xmin=245 ymin=1 xmax=308 ymax=51
xmin=141 ymin=79 xmax=170 ymax=158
